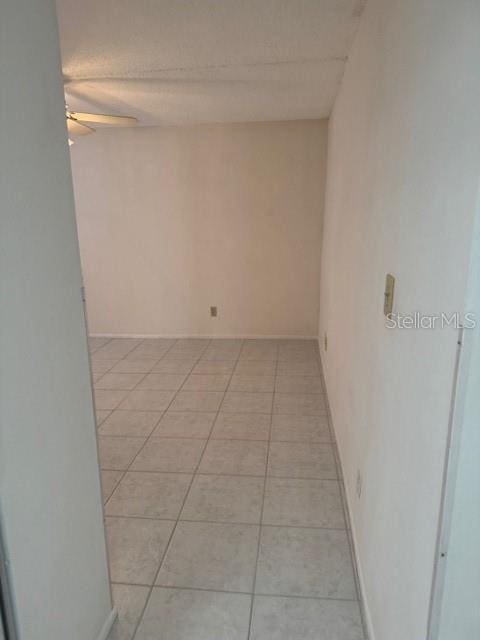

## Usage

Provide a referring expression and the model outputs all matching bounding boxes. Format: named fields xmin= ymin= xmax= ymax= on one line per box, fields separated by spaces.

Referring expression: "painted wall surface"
xmin=0 ymin=1 xmax=112 ymax=639
xmin=318 ymin=1 xmax=480 ymax=639
xmin=70 ymin=120 xmax=327 ymax=337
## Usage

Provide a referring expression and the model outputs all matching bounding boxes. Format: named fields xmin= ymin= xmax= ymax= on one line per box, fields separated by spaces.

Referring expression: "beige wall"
xmin=318 ymin=1 xmax=480 ymax=639
xmin=71 ymin=120 xmax=327 ymax=337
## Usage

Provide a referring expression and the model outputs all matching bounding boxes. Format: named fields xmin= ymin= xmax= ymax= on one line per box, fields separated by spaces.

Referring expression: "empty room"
xmin=1 ymin=2 xmax=479 ymax=640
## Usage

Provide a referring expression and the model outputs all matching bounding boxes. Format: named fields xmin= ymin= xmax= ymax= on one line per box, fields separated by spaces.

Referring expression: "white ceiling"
xmin=56 ymin=0 xmax=365 ymax=126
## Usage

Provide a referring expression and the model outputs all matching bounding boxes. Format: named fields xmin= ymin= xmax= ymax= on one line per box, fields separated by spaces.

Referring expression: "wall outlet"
xmin=210 ymin=306 xmax=217 ymax=317
xmin=324 ymin=333 xmax=328 ymax=351
xmin=356 ymin=470 xmax=362 ymax=499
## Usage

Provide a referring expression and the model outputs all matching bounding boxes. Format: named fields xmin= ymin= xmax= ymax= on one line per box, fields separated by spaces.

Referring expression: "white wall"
xmin=318 ymin=1 xmax=480 ymax=639
xmin=0 ymin=1 xmax=112 ymax=639
xmin=70 ymin=120 xmax=327 ymax=337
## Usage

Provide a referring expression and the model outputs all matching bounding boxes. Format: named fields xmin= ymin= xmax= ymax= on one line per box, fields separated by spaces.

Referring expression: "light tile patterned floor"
xmin=88 ymin=337 xmax=365 ymax=640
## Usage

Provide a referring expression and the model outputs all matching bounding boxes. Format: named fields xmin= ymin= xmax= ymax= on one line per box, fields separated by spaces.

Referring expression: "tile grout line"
xmin=100 ymin=408 xmax=329 ymax=417
xmin=97 ymin=434 xmax=333 ymax=443
xmin=246 ymin=340 xmax=279 ymax=640
xmin=102 ymin=513 xmax=349 ymax=531
xmin=100 ymin=469 xmax=340 ymax=482
xmin=99 ymin=436 xmax=334 ymax=444
xmin=110 ymin=581 xmax=359 ymax=603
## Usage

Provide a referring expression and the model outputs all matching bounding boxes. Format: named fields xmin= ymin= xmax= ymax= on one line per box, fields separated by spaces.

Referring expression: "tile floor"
xmin=89 ymin=337 xmax=365 ymax=640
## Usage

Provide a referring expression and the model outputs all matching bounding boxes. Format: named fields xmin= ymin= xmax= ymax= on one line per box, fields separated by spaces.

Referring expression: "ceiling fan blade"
xmin=69 ymin=111 xmax=137 ymax=126
xmin=67 ymin=117 xmax=95 ymax=136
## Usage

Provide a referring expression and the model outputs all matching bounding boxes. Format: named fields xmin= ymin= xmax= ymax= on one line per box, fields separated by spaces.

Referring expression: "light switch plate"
xmin=384 ymin=274 xmax=395 ymax=317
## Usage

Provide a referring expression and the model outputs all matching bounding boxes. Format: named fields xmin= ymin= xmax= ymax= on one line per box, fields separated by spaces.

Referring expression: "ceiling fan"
xmin=66 ymin=106 xmax=138 ymax=145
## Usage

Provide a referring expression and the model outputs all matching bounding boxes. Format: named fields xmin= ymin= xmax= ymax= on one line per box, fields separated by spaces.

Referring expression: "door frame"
xmin=0 ymin=527 xmax=18 ymax=640
xmin=427 ymin=183 xmax=480 ymax=639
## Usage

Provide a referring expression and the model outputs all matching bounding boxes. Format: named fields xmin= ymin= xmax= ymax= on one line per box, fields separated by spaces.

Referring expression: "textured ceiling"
xmin=56 ymin=1 xmax=366 ymax=126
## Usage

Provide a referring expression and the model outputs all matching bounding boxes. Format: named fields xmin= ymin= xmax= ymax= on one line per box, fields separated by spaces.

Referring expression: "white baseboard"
xmin=319 ymin=345 xmax=375 ymax=640
xmin=90 ymin=333 xmax=318 ymax=340
xmin=340 ymin=464 xmax=375 ymax=640
xmin=96 ymin=608 xmax=117 ymax=640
